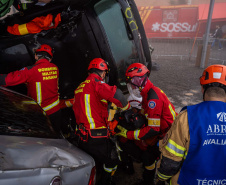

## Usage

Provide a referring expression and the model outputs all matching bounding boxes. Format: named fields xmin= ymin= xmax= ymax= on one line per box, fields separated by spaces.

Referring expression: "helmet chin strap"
xmin=96 ymin=71 xmax=106 ymax=81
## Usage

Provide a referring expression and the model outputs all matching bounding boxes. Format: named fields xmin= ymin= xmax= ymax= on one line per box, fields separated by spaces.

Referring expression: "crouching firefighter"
xmin=116 ymin=63 xmax=177 ymax=185
xmin=72 ymin=58 xmax=130 ymax=185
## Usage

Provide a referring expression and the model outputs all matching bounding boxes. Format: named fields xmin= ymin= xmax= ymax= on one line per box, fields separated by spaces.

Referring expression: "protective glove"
xmin=108 ymin=119 xmax=119 ymax=136
xmin=116 ymin=125 xmax=128 ymax=138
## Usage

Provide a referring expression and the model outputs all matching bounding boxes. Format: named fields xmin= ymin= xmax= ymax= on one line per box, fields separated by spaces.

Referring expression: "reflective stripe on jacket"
xmin=127 ymin=80 xmax=176 ymax=140
xmin=7 ymin=13 xmax=61 ymax=35
xmin=73 ymin=73 xmax=130 ymax=130
xmin=3 ymin=58 xmax=60 ymax=115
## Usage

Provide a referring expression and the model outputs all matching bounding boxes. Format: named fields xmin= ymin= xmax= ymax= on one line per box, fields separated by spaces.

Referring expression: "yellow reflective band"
xmin=184 ymin=151 xmax=187 ymax=159
xmin=65 ymin=101 xmax=73 ymax=107
xmin=96 ymin=126 xmax=106 ymax=129
xmin=134 ymin=129 xmax=140 ymax=140
xmin=121 ymin=103 xmax=130 ymax=111
xmin=104 ymin=164 xmax=118 ymax=173
xmin=169 ymin=104 xmax=176 ymax=120
xmin=36 ymin=82 xmax=42 ymax=105
xmin=85 ymin=94 xmax=95 ymax=129
xmin=165 ymin=139 xmax=186 ymax=158
xmin=148 ymin=118 xmax=160 ymax=127
xmin=101 ymin=99 xmax=107 ymax=103
xmin=157 ymin=170 xmax=172 ymax=180
xmin=22 ymin=3 xmax=27 ymax=10
xmin=18 ymin=24 xmax=29 ymax=35
xmin=145 ymin=162 xmax=155 ymax=170
xmin=43 ymin=99 xmax=59 ymax=112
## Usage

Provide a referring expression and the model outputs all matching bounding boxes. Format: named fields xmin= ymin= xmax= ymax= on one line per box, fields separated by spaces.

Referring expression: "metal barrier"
xmin=148 ymin=37 xmax=226 ymax=65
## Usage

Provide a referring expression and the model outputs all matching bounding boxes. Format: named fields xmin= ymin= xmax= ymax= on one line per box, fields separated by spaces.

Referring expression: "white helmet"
xmin=127 ymin=94 xmax=142 ymax=110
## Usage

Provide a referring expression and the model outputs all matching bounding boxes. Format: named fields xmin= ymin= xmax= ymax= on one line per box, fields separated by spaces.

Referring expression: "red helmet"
xmin=36 ymin=44 xmax=53 ymax=57
xmin=125 ymin=63 xmax=150 ymax=82
xmin=200 ymin=64 xmax=226 ymax=86
xmin=88 ymin=58 xmax=109 ymax=71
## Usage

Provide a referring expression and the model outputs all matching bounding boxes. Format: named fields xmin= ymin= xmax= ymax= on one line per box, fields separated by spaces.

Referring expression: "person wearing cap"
xmin=116 ymin=63 xmax=176 ymax=185
xmin=73 ymin=58 xmax=130 ymax=185
xmin=156 ymin=64 xmax=226 ymax=185
xmin=0 ymin=44 xmax=61 ymax=134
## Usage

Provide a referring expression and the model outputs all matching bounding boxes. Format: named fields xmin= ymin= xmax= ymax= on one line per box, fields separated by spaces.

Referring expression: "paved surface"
xmin=150 ymin=59 xmax=203 ymax=113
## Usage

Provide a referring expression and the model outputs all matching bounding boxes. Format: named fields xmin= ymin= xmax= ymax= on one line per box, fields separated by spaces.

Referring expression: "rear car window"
xmin=0 ymin=87 xmax=58 ymax=138
xmin=94 ymin=0 xmax=139 ymax=86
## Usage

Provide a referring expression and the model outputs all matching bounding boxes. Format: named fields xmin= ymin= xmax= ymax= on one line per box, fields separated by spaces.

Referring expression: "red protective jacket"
xmin=0 ymin=59 xmax=60 ymax=115
xmin=126 ymin=80 xmax=177 ymax=142
xmin=73 ymin=73 xmax=130 ymax=130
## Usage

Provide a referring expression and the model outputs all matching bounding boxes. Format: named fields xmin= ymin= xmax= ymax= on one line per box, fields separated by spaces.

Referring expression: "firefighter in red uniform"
xmin=0 ymin=44 xmax=61 ymax=134
xmin=73 ymin=58 xmax=130 ymax=185
xmin=116 ymin=63 xmax=177 ymax=185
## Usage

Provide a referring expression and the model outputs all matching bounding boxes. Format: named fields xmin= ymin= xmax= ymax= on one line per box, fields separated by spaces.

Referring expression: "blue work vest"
xmin=178 ymin=101 xmax=226 ymax=185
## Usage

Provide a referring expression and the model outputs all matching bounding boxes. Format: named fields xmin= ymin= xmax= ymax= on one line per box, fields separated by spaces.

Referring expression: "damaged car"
xmin=0 ymin=86 xmax=96 ymax=185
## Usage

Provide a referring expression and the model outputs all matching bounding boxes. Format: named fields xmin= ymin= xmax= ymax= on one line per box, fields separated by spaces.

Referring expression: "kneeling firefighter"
xmin=72 ymin=58 xmax=130 ymax=185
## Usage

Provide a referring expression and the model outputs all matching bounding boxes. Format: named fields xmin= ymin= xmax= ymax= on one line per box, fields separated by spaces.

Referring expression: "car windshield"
xmin=0 ymin=87 xmax=58 ymax=138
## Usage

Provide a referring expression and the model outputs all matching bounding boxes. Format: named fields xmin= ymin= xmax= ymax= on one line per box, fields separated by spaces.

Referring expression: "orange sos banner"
xmin=138 ymin=5 xmax=200 ymax=38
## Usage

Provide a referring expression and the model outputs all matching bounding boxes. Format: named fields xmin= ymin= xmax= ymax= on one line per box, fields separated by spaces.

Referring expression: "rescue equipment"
xmin=77 ymin=124 xmax=109 ymax=142
xmin=7 ymin=13 xmax=61 ymax=35
xmin=89 ymin=128 xmax=108 ymax=138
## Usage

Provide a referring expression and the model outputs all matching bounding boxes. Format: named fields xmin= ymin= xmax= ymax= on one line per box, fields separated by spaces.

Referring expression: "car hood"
xmin=0 ymin=135 xmax=94 ymax=170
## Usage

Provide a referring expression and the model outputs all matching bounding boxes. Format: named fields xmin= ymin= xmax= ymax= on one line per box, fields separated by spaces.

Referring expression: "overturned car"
xmin=0 ymin=0 xmax=151 ymax=94
xmin=0 ymin=0 xmax=151 ymax=134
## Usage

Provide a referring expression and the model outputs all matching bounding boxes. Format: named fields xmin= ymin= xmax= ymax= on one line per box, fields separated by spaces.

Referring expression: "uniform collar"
xmin=36 ymin=58 xmax=50 ymax=64
xmin=141 ymin=79 xmax=154 ymax=96
xmin=89 ymin=73 xmax=103 ymax=81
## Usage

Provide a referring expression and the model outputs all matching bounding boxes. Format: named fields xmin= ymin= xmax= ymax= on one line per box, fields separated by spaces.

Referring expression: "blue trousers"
xmin=211 ymin=38 xmax=223 ymax=49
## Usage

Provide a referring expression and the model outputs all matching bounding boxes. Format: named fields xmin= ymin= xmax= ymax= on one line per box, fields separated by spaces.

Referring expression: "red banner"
xmin=139 ymin=5 xmax=199 ymax=38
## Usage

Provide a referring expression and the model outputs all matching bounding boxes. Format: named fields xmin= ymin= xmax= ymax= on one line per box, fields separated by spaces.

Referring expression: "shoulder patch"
xmin=148 ymin=100 xmax=156 ymax=109
xmin=147 ymin=88 xmax=159 ymax=100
